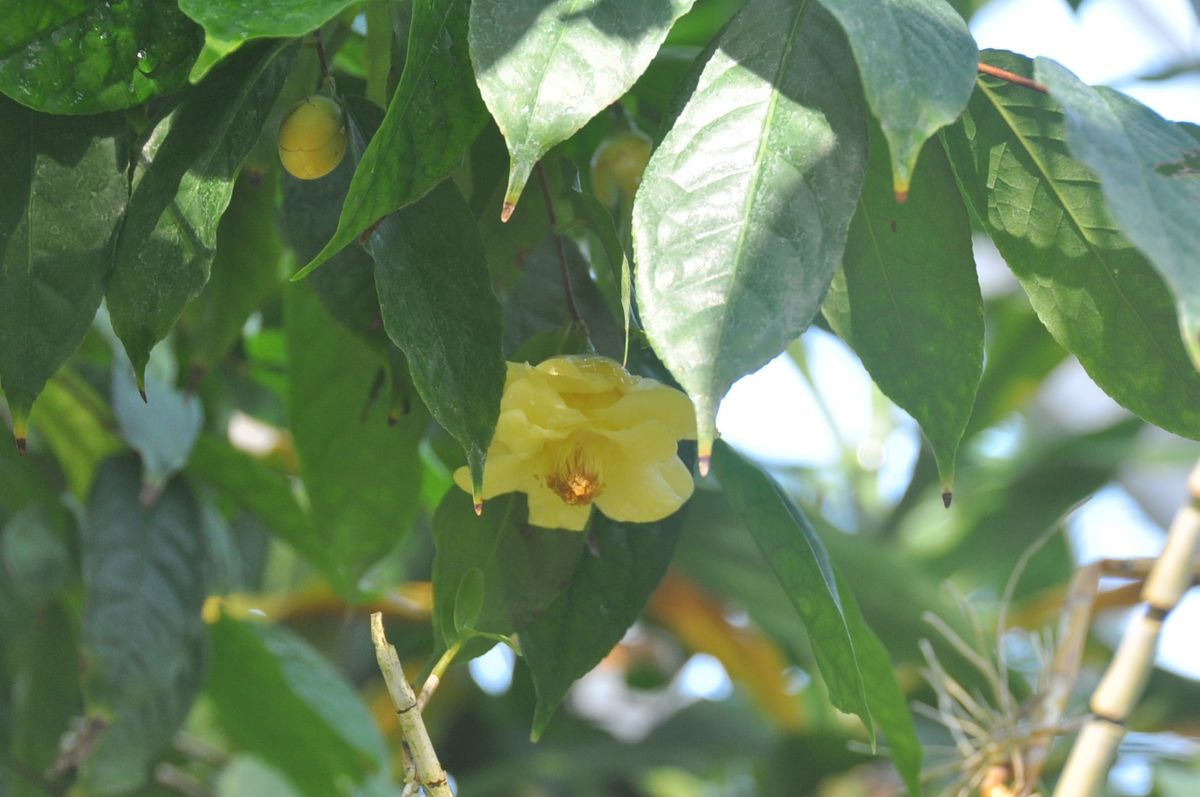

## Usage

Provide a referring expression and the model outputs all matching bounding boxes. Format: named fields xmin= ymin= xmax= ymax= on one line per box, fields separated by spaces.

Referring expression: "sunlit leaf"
xmin=179 ymin=0 xmax=358 ymax=42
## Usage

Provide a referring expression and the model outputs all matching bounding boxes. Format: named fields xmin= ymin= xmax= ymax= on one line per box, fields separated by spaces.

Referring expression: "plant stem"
xmin=978 ymin=62 xmax=1047 ymax=93
xmin=313 ymin=31 xmax=331 ymax=81
xmin=418 ymin=639 xmax=463 ymax=712
xmin=536 ymin=162 xmax=584 ymax=326
xmin=370 ymin=613 xmax=453 ymax=797
xmin=1052 ymin=462 xmax=1200 ymax=797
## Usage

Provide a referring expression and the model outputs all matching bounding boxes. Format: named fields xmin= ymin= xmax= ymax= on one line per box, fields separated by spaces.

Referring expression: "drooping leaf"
xmin=106 ymin=41 xmax=294 ymax=387
xmin=711 ymin=442 xmax=921 ymax=796
xmin=823 ymin=121 xmax=983 ymax=495
xmin=286 ymin=282 xmax=425 ymax=595
xmin=0 ymin=0 xmax=203 ymax=114
xmin=80 ymin=454 xmax=208 ymax=794
xmin=432 ymin=492 xmax=584 ymax=646
xmin=0 ymin=98 xmax=128 ymax=443
xmin=521 ymin=477 xmax=690 ymax=738
xmin=1034 ymin=57 xmax=1200 ymax=369
xmin=206 ymin=616 xmax=387 ymax=797
xmin=632 ymin=0 xmax=868 ymax=461
xmin=190 ymin=169 xmax=288 ymax=371
xmin=469 ymin=0 xmax=696 ymax=216
xmin=944 ymin=50 xmax=1200 ymax=439
xmin=179 ymin=0 xmax=358 ymax=42
xmin=295 ymin=0 xmax=487 ymax=278
xmin=111 ymin=355 xmax=203 ymax=491
xmin=816 ymin=0 xmax=977 ymax=193
xmin=368 ymin=180 xmax=505 ymax=494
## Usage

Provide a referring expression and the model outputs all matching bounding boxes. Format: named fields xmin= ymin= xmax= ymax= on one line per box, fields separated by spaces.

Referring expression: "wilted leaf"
xmin=633 ymin=0 xmax=868 ymax=460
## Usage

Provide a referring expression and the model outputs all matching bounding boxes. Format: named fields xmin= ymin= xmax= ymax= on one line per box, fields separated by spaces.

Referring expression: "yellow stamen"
xmin=546 ymin=448 xmax=603 ymax=506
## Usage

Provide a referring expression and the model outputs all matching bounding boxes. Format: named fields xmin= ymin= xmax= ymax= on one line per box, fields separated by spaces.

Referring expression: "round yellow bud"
xmin=590 ymin=130 xmax=652 ymax=206
xmin=278 ymin=95 xmax=347 ymax=180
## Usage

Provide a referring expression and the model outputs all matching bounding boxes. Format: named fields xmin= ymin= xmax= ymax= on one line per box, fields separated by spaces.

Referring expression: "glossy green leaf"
xmin=0 ymin=99 xmax=128 ymax=442
xmin=296 ymin=0 xmax=487 ymax=278
xmin=469 ymin=0 xmax=696 ymax=216
xmin=823 ymin=121 xmax=982 ymax=496
xmin=1035 ymin=57 xmax=1200 ymax=369
xmin=80 ymin=454 xmax=208 ymax=794
xmin=453 ymin=567 xmax=486 ymax=634
xmin=632 ymin=0 xmax=868 ymax=461
xmin=286 ymin=282 xmax=425 ymax=594
xmin=112 ymin=355 xmax=203 ymax=491
xmin=712 ymin=442 xmax=921 ymax=795
xmin=106 ymin=41 xmax=294 ymax=387
xmin=521 ymin=486 xmax=690 ymax=738
xmin=190 ymin=169 xmax=287 ymax=371
xmin=179 ymin=0 xmax=358 ymax=42
xmin=944 ymin=50 xmax=1200 ymax=439
xmin=816 ymin=0 xmax=977 ymax=193
xmin=368 ymin=180 xmax=505 ymax=494
xmin=432 ymin=492 xmax=584 ymax=646
xmin=0 ymin=0 xmax=202 ymax=114
xmin=207 ymin=616 xmax=387 ymax=797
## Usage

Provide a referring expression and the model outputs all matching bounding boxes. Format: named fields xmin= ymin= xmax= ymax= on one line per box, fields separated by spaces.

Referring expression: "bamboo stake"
xmin=1052 ymin=463 xmax=1200 ymax=797
xmin=370 ymin=612 xmax=453 ymax=797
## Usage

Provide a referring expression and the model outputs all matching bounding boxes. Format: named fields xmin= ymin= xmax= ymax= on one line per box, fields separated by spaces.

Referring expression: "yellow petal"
xmin=535 ymin=355 xmax=636 ymax=394
xmin=597 ymin=384 xmax=697 ymax=440
xmin=594 ymin=453 xmax=694 ymax=524
xmin=526 ymin=482 xmax=593 ymax=531
xmin=453 ymin=452 xmax=528 ymax=500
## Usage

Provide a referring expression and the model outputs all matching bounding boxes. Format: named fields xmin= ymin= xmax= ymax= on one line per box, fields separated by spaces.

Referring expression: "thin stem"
xmin=370 ymin=613 xmax=453 ymax=797
xmin=536 ymin=162 xmax=584 ymax=326
xmin=418 ymin=639 xmax=463 ymax=712
xmin=314 ymin=30 xmax=331 ymax=81
xmin=978 ymin=62 xmax=1048 ymax=93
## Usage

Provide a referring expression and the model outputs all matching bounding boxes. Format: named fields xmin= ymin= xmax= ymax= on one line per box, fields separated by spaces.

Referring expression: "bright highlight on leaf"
xmin=453 ymin=355 xmax=696 ymax=531
xmin=278 ymin=96 xmax=348 ymax=180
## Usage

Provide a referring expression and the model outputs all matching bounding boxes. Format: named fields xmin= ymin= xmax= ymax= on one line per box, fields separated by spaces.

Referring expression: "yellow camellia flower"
xmin=453 ymin=355 xmax=697 ymax=532
xmin=277 ymin=95 xmax=347 ymax=180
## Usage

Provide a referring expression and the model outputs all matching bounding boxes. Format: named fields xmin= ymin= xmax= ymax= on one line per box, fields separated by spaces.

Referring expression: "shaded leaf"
xmin=1035 ymin=57 xmax=1200 ymax=368
xmin=0 ymin=0 xmax=202 ymax=114
xmin=521 ymin=476 xmax=690 ymax=738
xmin=944 ymin=50 xmax=1200 ymax=439
xmin=112 ymin=355 xmax=203 ymax=491
xmin=206 ymin=616 xmax=387 ymax=797
xmin=0 ymin=504 xmax=72 ymax=606
xmin=106 ymin=41 xmax=294 ymax=385
xmin=432 ymin=491 xmax=584 ymax=646
xmin=28 ymin=371 xmax=122 ymax=498
xmin=368 ymin=180 xmax=505 ymax=494
xmin=823 ymin=120 xmax=982 ymax=494
xmin=296 ymin=0 xmax=487 ymax=277
xmin=0 ymin=98 xmax=128 ymax=440
xmin=632 ymin=0 xmax=868 ymax=458
xmin=469 ymin=0 xmax=696 ymax=215
xmin=286 ymin=283 xmax=425 ymax=595
xmin=179 ymin=0 xmax=358 ymax=42
xmin=816 ymin=0 xmax=977 ymax=193
xmin=81 ymin=454 xmax=208 ymax=793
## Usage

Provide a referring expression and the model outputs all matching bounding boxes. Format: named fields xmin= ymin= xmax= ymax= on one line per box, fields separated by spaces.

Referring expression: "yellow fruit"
xmin=590 ymin=130 xmax=652 ymax=206
xmin=277 ymin=95 xmax=347 ymax=180
xmin=452 ymin=355 xmax=697 ymax=531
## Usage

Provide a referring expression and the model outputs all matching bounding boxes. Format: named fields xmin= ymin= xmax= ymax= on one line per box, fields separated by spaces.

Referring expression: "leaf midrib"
xmin=978 ymin=79 xmax=1174 ymax=365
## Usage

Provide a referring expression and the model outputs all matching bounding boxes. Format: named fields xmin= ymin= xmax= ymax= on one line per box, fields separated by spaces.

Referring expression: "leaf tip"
xmin=942 ymin=490 xmax=953 ymax=509
xmin=698 ymin=438 xmax=713 ymax=478
xmin=12 ymin=413 xmax=27 ymax=455
xmin=500 ymin=200 xmax=517 ymax=223
xmin=473 ymin=496 xmax=484 ymax=517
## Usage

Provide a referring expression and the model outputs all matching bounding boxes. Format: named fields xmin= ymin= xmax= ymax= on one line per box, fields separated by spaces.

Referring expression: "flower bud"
xmin=278 ymin=95 xmax=347 ymax=180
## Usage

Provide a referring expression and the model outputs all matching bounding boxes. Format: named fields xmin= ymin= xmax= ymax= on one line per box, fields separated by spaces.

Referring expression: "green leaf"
xmin=432 ymin=492 xmax=584 ymax=646
xmin=27 ymin=371 xmax=122 ymax=498
xmin=710 ymin=443 xmax=870 ymax=735
xmin=0 ymin=98 xmax=128 ymax=442
xmin=453 ymin=567 xmax=486 ymax=634
xmin=106 ymin=41 xmax=294 ymax=386
xmin=218 ymin=755 xmax=304 ymax=797
xmin=944 ymin=50 xmax=1200 ymax=439
xmin=179 ymin=0 xmax=358 ymax=42
xmin=190 ymin=169 xmax=288 ymax=371
xmin=295 ymin=0 xmax=487 ymax=278
xmin=206 ymin=616 xmax=387 ymax=797
xmin=368 ymin=180 xmax=505 ymax=495
xmin=469 ymin=0 xmax=696 ymax=215
xmin=80 ymin=454 xmax=208 ymax=794
xmin=521 ymin=494 xmax=689 ymax=739
xmin=816 ymin=0 xmax=977 ymax=193
xmin=823 ymin=121 xmax=983 ymax=496
xmin=111 ymin=355 xmax=203 ymax=491
xmin=632 ymin=0 xmax=869 ymax=461
xmin=0 ymin=0 xmax=202 ymax=114
xmin=286 ymin=282 xmax=425 ymax=594
xmin=0 ymin=504 xmax=73 ymax=606
xmin=1034 ymin=57 xmax=1200 ymax=369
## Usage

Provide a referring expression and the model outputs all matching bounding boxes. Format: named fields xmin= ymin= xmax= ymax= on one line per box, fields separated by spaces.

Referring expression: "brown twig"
xmin=978 ymin=62 xmax=1048 ymax=93
xmin=535 ymin=162 xmax=584 ymax=326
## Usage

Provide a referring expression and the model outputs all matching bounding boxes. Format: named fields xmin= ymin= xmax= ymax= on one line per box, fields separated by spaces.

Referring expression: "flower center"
xmin=546 ymin=448 xmax=603 ymax=506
